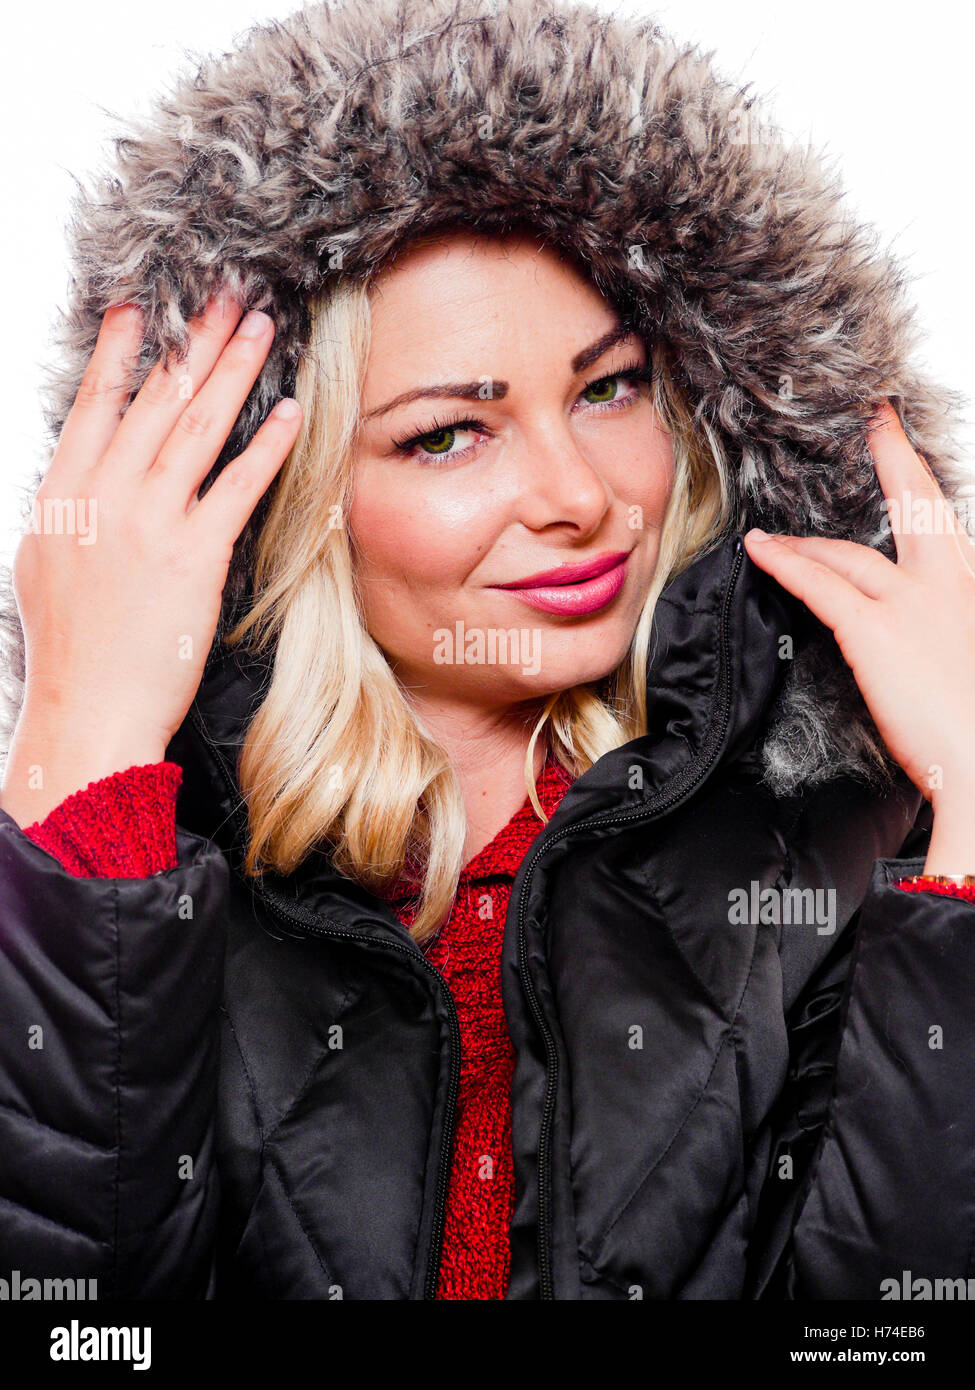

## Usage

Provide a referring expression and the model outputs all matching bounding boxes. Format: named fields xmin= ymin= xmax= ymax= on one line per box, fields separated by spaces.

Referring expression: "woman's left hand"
xmin=743 ymin=399 xmax=975 ymax=817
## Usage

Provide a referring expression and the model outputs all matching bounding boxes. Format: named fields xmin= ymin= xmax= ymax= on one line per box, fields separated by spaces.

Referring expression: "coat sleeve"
xmin=0 ymin=800 xmax=229 ymax=1298
xmin=747 ymin=802 xmax=975 ymax=1298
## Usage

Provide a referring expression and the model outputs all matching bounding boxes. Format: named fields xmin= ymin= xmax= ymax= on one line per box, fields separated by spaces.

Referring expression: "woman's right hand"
xmin=0 ymin=292 xmax=303 ymax=829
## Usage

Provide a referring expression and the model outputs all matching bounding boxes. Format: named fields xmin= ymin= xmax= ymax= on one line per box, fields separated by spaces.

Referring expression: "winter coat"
xmin=1 ymin=0 xmax=974 ymax=1300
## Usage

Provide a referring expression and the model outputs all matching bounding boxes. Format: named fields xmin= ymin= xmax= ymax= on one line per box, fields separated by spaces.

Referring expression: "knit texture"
xmin=378 ymin=753 xmax=575 ymax=1299
xmin=892 ymin=876 xmax=975 ymax=901
xmin=23 ymin=762 xmax=183 ymax=877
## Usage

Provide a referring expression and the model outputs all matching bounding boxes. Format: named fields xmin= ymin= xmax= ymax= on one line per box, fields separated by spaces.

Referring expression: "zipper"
xmin=185 ymin=536 xmax=744 ymax=1301
xmin=186 ymin=704 xmax=462 ymax=1301
xmin=515 ymin=538 xmax=745 ymax=1298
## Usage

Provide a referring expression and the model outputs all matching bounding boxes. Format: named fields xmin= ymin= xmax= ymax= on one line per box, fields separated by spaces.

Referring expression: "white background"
xmin=2 ymin=0 xmax=973 ymax=569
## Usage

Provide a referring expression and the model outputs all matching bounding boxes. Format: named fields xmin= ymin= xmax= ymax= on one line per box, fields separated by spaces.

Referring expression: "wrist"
xmin=1 ymin=706 xmax=168 ymax=831
xmin=921 ymin=796 xmax=975 ymax=877
xmin=928 ymin=756 xmax=975 ymax=815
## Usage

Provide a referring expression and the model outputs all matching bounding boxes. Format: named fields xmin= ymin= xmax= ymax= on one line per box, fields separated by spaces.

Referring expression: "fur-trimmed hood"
xmin=2 ymin=0 xmax=971 ymax=791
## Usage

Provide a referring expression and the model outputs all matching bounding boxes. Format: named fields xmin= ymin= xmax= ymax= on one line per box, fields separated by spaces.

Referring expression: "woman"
xmin=0 ymin=0 xmax=974 ymax=1302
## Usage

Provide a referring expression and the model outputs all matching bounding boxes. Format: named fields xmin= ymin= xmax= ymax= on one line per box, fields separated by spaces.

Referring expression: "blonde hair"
xmin=225 ymin=270 xmax=735 ymax=943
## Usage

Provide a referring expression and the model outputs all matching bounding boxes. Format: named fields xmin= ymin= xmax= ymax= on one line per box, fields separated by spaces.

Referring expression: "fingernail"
xmin=272 ymin=397 xmax=300 ymax=420
xmin=205 ymin=291 xmax=230 ymax=319
xmin=238 ymin=310 xmax=272 ymax=338
xmin=748 ymin=527 xmax=770 ymax=540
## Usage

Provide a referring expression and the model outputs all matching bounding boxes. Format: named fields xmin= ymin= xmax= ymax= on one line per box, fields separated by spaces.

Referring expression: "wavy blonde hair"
xmin=225 ymin=257 xmax=735 ymax=943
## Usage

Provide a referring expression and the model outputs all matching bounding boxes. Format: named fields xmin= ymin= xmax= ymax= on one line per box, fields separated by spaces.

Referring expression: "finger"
xmin=186 ymin=397 xmax=302 ymax=544
xmin=145 ymin=309 xmax=275 ymax=505
xmin=949 ymin=506 xmax=975 ymax=578
xmin=922 ymin=469 xmax=975 ymax=573
xmin=743 ymin=530 xmax=880 ymax=644
xmin=866 ymin=400 xmax=956 ymax=567
xmin=53 ymin=303 xmax=145 ymax=477
xmin=101 ymin=291 xmax=245 ymax=472
xmin=752 ymin=533 xmax=900 ymax=601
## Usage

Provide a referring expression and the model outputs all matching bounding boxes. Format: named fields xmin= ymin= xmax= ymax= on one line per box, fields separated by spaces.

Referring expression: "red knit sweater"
xmin=19 ymin=755 xmax=970 ymax=1300
xmin=377 ymin=754 xmax=575 ymax=1298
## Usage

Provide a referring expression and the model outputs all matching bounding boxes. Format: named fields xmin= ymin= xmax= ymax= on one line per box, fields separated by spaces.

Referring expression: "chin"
xmin=535 ymin=634 xmax=633 ymax=686
xmin=423 ymin=614 xmax=633 ymax=701
xmin=506 ymin=656 xmax=624 ymax=701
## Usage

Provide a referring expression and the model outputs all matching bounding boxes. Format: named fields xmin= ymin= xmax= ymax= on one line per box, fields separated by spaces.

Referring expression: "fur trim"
xmin=2 ymin=0 xmax=971 ymax=794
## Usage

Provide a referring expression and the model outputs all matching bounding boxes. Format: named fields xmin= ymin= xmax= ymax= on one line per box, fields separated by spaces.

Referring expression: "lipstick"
xmin=492 ymin=550 xmax=630 ymax=616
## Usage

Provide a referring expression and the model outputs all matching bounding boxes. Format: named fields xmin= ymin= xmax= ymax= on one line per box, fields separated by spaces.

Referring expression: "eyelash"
xmin=390 ymin=360 xmax=655 ymax=463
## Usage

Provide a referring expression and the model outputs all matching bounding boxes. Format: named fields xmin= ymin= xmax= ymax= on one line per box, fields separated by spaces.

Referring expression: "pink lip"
xmin=498 ymin=550 xmax=630 ymax=588
xmin=492 ymin=551 xmax=631 ymax=615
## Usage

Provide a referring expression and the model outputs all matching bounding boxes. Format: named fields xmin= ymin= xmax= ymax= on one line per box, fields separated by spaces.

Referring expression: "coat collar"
xmin=527 ymin=530 xmax=802 ymax=837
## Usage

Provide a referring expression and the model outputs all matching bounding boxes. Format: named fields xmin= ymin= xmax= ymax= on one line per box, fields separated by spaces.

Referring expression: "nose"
xmin=511 ymin=416 xmax=613 ymax=535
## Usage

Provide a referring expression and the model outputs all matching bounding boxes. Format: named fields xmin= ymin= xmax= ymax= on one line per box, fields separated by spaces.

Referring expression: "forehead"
xmin=363 ymin=234 xmax=623 ymax=382
xmin=373 ymin=231 xmax=591 ymax=300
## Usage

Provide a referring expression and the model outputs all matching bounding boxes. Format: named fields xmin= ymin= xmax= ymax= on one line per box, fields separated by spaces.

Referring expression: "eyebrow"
xmin=361 ymin=321 xmax=641 ymax=421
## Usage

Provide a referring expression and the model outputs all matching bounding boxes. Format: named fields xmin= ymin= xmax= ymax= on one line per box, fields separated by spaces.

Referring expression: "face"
xmin=348 ymin=229 xmax=675 ymax=711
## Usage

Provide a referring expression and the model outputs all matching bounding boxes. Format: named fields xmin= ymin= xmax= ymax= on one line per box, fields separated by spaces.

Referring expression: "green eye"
xmin=392 ymin=416 xmax=484 ymax=462
xmin=583 ymin=375 xmax=620 ymax=404
xmin=418 ymin=427 xmax=456 ymax=455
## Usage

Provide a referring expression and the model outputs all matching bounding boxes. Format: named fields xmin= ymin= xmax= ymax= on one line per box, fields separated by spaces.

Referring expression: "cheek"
xmin=643 ymin=440 xmax=675 ymax=516
xmin=596 ymin=424 xmax=674 ymax=519
xmin=347 ymin=465 xmax=496 ymax=594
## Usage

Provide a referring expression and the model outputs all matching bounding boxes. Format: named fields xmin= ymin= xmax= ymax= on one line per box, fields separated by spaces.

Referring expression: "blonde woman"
xmin=1 ymin=0 xmax=974 ymax=1302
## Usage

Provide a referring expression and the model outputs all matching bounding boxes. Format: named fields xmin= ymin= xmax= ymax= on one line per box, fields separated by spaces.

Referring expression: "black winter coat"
xmin=2 ymin=531 xmax=971 ymax=1301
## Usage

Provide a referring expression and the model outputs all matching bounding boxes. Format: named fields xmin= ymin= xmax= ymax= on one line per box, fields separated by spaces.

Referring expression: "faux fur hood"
xmin=2 ymin=0 xmax=971 ymax=793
